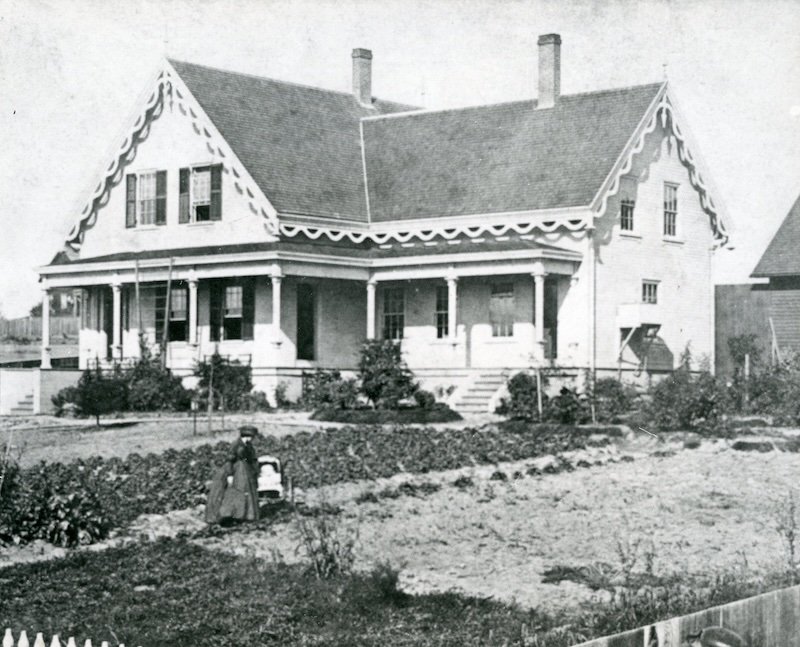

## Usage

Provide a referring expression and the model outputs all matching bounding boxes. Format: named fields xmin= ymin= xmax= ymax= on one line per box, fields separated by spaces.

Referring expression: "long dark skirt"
xmin=205 ymin=462 xmax=260 ymax=524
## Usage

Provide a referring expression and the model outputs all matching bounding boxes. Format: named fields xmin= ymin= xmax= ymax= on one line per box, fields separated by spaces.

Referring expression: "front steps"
xmin=10 ymin=392 xmax=35 ymax=415
xmin=453 ymin=372 xmax=507 ymax=414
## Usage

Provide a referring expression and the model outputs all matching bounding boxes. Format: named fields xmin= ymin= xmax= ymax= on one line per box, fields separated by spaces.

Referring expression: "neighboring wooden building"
xmin=750 ymin=193 xmax=800 ymax=358
xmin=37 ymin=34 xmax=730 ymax=408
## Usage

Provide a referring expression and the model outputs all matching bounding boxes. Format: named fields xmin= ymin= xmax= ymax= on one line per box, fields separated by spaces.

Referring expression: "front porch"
xmin=39 ymin=236 xmax=587 ymax=403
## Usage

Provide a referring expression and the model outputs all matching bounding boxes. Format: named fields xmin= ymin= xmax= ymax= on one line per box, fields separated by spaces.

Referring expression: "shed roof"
xmin=751 ymin=192 xmax=800 ymax=278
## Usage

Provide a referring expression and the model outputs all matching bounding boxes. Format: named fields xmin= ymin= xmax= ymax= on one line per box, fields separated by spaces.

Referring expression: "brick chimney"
xmin=537 ymin=33 xmax=561 ymax=109
xmin=352 ymin=48 xmax=373 ymax=106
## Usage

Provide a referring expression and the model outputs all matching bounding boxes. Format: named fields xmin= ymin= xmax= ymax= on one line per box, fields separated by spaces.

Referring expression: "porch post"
xmin=40 ymin=284 xmax=52 ymax=369
xmin=111 ymin=277 xmax=122 ymax=360
xmin=532 ymin=263 xmax=547 ymax=357
xmin=366 ymin=279 xmax=377 ymax=340
xmin=446 ymin=274 xmax=458 ymax=342
xmin=271 ymin=264 xmax=282 ymax=345
xmin=188 ymin=275 xmax=198 ymax=346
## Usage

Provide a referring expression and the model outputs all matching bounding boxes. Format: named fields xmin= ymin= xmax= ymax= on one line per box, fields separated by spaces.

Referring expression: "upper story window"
xmin=383 ymin=287 xmax=405 ymax=341
xmin=435 ymin=285 xmax=449 ymax=339
xmin=663 ymin=183 xmax=678 ymax=237
xmin=642 ymin=280 xmax=658 ymax=304
xmin=125 ymin=170 xmax=166 ymax=228
xmin=179 ymin=164 xmax=223 ymax=224
xmin=620 ymin=199 xmax=635 ymax=231
xmin=490 ymin=283 xmax=514 ymax=337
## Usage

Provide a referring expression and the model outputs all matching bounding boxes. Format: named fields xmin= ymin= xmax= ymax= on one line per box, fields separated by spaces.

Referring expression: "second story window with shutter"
xmin=180 ymin=164 xmax=223 ymax=223
xmin=125 ymin=170 xmax=167 ymax=228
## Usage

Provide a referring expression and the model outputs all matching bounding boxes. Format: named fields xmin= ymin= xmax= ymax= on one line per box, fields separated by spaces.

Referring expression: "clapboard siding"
xmin=714 ymin=283 xmax=771 ymax=376
xmin=769 ymin=280 xmax=800 ymax=355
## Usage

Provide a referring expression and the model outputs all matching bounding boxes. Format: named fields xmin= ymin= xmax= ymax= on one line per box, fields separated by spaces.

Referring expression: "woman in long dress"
xmin=205 ymin=426 xmax=260 ymax=524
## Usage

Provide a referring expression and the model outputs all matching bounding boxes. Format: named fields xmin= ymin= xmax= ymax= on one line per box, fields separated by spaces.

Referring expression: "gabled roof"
xmin=170 ymin=60 xmax=417 ymax=223
xmin=362 ymin=84 xmax=663 ymax=221
xmin=751 ymin=192 xmax=800 ymax=278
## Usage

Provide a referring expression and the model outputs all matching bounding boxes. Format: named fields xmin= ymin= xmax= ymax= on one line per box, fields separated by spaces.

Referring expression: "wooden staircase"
xmin=10 ymin=392 xmax=35 ymax=415
xmin=453 ymin=372 xmax=507 ymax=414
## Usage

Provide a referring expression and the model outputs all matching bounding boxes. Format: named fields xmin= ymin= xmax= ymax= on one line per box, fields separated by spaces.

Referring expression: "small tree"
xmin=127 ymin=344 xmax=192 ymax=411
xmin=75 ymin=366 xmax=128 ymax=426
xmin=194 ymin=351 xmax=253 ymax=411
xmin=358 ymin=340 xmax=417 ymax=408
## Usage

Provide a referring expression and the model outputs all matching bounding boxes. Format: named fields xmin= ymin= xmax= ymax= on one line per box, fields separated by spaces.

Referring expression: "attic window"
xmin=179 ymin=164 xmax=222 ymax=223
xmin=125 ymin=170 xmax=166 ymax=228
xmin=663 ymin=183 xmax=678 ymax=237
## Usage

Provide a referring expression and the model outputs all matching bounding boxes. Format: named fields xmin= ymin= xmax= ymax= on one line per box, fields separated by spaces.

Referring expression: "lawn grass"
xmin=0 ymin=538 xmax=554 ymax=647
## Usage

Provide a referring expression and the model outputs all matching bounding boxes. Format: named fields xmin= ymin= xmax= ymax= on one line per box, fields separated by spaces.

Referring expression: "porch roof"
xmin=46 ymin=237 xmax=580 ymax=270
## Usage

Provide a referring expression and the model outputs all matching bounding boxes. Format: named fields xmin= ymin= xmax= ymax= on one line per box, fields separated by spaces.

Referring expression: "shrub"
xmin=593 ymin=378 xmax=636 ymax=423
xmin=546 ymin=387 xmax=590 ymax=425
xmin=644 ymin=348 xmax=725 ymax=432
xmin=303 ymin=370 xmax=359 ymax=410
xmin=358 ymin=340 xmax=417 ymax=408
xmin=238 ymin=390 xmax=272 ymax=412
xmin=498 ymin=372 xmax=547 ymax=421
xmin=194 ymin=351 xmax=253 ymax=411
xmin=75 ymin=366 xmax=128 ymax=425
xmin=311 ymin=404 xmax=461 ymax=424
xmin=748 ymin=353 xmax=800 ymax=424
xmin=127 ymin=351 xmax=192 ymax=412
xmin=294 ymin=511 xmax=358 ymax=578
xmin=413 ymin=389 xmax=436 ymax=410
xmin=51 ymin=385 xmax=80 ymax=417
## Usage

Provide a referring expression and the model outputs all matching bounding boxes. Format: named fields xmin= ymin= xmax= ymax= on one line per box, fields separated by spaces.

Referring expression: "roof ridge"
xmin=167 ymin=58 xmax=418 ymax=110
xmin=361 ymin=81 xmax=664 ymax=122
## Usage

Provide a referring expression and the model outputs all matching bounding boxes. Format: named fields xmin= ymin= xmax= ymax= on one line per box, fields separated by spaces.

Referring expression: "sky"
xmin=0 ymin=0 xmax=799 ymax=318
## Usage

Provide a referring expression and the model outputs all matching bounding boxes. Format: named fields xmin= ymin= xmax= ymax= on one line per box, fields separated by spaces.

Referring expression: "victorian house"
xmin=37 ymin=35 xmax=730 ymax=410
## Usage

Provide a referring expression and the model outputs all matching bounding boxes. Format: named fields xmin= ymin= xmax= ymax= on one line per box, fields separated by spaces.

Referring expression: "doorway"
xmin=296 ymin=283 xmax=316 ymax=361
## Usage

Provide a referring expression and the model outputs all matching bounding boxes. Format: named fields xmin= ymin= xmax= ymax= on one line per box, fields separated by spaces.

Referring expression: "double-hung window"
xmin=180 ymin=164 xmax=223 ymax=223
xmin=490 ymin=284 xmax=514 ymax=337
xmin=209 ymin=279 xmax=254 ymax=341
xmin=435 ymin=285 xmax=449 ymax=339
xmin=125 ymin=170 xmax=167 ymax=228
xmin=153 ymin=282 xmax=189 ymax=343
xmin=663 ymin=183 xmax=678 ymax=237
xmin=382 ymin=288 xmax=405 ymax=341
xmin=642 ymin=281 xmax=658 ymax=305
xmin=620 ymin=199 xmax=635 ymax=231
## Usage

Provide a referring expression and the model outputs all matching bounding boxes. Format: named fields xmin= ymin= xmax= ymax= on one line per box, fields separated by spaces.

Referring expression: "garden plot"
xmin=195 ymin=441 xmax=800 ymax=614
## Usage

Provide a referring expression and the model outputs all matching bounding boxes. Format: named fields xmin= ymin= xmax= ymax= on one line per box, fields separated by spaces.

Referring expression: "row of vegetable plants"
xmin=0 ymin=422 xmax=618 ymax=547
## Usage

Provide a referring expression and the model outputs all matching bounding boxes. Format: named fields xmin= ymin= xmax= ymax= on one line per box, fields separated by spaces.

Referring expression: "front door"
xmin=101 ymin=286 xmax=113 ymax=360
xmin=296 ymin=283 xmax=316 ymax=361
xmin=543 ymin=277 xmax=559 ymax=359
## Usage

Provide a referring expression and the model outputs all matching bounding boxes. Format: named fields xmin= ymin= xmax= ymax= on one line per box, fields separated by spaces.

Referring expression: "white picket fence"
xmin=3 ymin=629 xmax=139 ymax=647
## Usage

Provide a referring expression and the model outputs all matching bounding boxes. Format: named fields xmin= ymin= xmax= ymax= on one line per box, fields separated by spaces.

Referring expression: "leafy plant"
xmin=238 ymin=390 xmax=272 ymax=412
xmin=498 ymin=372 xmax=547 ymax=421
xmin=75 ymin=366 xmax=128 ymax=425
xmin=593 ymin=378 xmax=636 ymax=423
xmin=294 ymin=510 xmax=358 ymax=578
xmin=302 ymin=370 xmax=359 ymax=410
xmin=127 ymin=347 xmax=192 ymax=412
xmin=358 ymin=340 xmax=417 ymax=408
xmin=413 ymin=389 xmax=436 ymax=410
xmin=194 ymin=351 xmax=253 ymax=411
xmin=546 ymin=387 xmax=590 ymax=425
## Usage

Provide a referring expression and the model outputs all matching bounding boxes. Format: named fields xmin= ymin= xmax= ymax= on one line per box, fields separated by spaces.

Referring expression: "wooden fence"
xmin=0 ymin=317 xmax=79 ymax=341
xmin=571 ymin=583 xmax=800 ymax=646
xmin=2 ymin=629 xmax=139 ymax=647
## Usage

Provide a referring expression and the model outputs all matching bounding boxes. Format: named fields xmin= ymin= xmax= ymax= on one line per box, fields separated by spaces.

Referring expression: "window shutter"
xmin=155 ymin=170 xmax=167 ymax=225
xmin=126 ymin=174 xmax=137 ymax=228
xmin=179 ymin=168 xmax=190 ymax=224
xmin=209 ymin=282 xmax=222 ymax=342
xmin=210 ymin=164 xmax=222 ymax=221
xmin=242 ymin=280 xmax=255 ymax=341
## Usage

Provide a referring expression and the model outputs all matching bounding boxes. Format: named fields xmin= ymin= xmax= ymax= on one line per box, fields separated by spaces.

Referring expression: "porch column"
xmin=40 ymin=284 xmax=52 ymax=369
xmin=366 ymin=279 xmax=377 ymax=340
xmin=446 ymin=275 xmax=458 ymax=342
xmin=111 ymin=278 xmax=122 ymax=360
xmin=271 ymin=265 xmax=282 ymax=345
xmin=188 ymin=276 xmax=198 ymax=346
xmin=532 ymin=263 xmax=547 ymax=356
